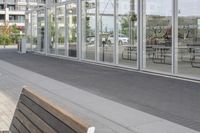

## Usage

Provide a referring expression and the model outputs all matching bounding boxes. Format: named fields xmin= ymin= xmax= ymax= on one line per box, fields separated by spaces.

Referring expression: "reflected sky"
xmin=87 ymin=0 xmax=200 ymax=31
xmin=146 ymin=0 xmax=200 ymax=16
xmin=179 ymin=0 xmax=200 ymax=16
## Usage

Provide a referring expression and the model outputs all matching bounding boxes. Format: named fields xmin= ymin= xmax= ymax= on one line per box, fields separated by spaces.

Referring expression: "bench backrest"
xmin=10 ymin=88 xmax=95 ymax=133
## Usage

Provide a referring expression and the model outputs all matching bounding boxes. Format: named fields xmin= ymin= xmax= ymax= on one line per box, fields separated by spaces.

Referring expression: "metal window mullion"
xmin=36 ymin=11 xmax=39 ymax=51
xmin=172 ymin=0 xmax=178 ymax=74
xmin=96 ymin=0 xmax=100 ymax=62
xmin=137 ymin=0 xmax=142 ymax=70
xmin=77 ymin=0 xmax=82 ymax=60
xmin=55 ymin=6 xmax=58 ymax=55
xmin=44 ymin=7 xmax=48 ymax=55
xmin=115 ymin=0 xmax=119 ymax=65
xmin=30 ymin=12 xmax=33 ymax=51
xmin=82 ymin=1 xmax=86 ymax=59
xmin=141 ymin=0 xmax=146 ymax=70
xmin=65 ymin=4 xmax=68 ymax=56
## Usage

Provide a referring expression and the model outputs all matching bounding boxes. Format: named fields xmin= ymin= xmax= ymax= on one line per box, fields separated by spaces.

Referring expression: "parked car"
xmin=107 ymin=34 xmax=129 ymax=45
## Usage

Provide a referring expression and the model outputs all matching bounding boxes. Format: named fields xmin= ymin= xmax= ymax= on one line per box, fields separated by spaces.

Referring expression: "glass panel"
xmin=37 ymin=9 xmax=45 ymax=52
xmin=25 ymin=13 xmax=32 ymax=51
xmin=143 ymin=0 xmax=172 ymax=73
xmin=47 ymin=7 xmax=56 ymax=54
xmin=118 ymin=0 xmax=138 ymax=67
xmin=99 ymin=0 xmax=114 ymax=63
xmin=82 ymin=0 xmax=96 ymax=60
xmin=178 ymin=0 xmax=200 ymax=78
xmin=32 ymin=11 xmax=37 ymax=51
xmin=66 ymin=3 xmax=77 ymax=57
xmin=57 ymin=5 xmax=65 ymax=56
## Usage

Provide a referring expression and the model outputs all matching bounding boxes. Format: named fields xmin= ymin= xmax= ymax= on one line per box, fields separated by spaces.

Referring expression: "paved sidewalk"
xmin=0 ymin=49 xmax=200 ymax=131
xmin=0 ymin=59 xmax=199 ymax=132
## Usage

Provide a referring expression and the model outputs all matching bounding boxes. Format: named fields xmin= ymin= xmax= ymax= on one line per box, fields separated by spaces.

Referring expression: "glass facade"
xmin=57 ymin=5 xmax=65 ymax=56
xmin=25 ymin=12 xmax=32 ymax=50
xmin=31 ymin=11 xmax=37 ymax=51
xmin=47 ymin=6 xmax=56 ymax=54
xmin=67 ymin=3 xmax=77 ymax=57
xmin=143 ymin=0 xmax=172 ymax=73
xmin=37 ymin=9 xmax=45 ymax=52
xmin=178 ymin=0 xmax=200 ymax=78
xmin=82 ymin=0 xmax=96 ymax=60
xmin=99 ymin=0 xmax=114 ymax=63
xmin=26 ymin=0 xmax=200 ymax=80
xmin=118 ymin=0 xmax=138 ymax=67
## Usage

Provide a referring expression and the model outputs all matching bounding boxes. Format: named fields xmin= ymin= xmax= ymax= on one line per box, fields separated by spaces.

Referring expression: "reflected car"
xmin=86 ymin=36 xmax=95 ymax=45
xmin=107 ymin=34 xmax=129 ymax=45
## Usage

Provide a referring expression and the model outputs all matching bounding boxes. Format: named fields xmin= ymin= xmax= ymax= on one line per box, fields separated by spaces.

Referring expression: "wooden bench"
xmin=2 ymin=88 xmax=95 ymax=133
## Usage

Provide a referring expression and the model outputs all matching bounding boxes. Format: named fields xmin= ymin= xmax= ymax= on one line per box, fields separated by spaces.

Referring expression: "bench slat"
xmin=10 ymin=125 xmax=19 ymax=133
xmin=14 ymin=109 xmax=42 ymax=133
xmin=21 ymin=95 xmax=76 ymax=133
xmin=9 ymin=88 xmax=95 ymax=133
xmin=0 ymin=131 xmax=11 ymax=133
xmin=11 ymin=118 xmax=29 ymax=133
xmin=22 ymin=88 xmax=94 ymax=133
xmin=18 ymin=102 xmax=57 ymax=133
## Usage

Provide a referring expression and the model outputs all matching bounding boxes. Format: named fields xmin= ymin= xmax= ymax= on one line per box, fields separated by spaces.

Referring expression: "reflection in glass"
xmin=178 ymin=0 xmax=200 ymax=78
xmin=99 ymin=0 xmax=114 ymax=63
xmin=66 ymin=3 xmax=77 ymax=57
xmin=118 ymin=0 xmax=137 ymax=67
xmin=47 ymin=7 xmax=56 ymax=54
xmin=82 ymin=0 xmax=96 ymax=60
xmin=144 ymin=0 xmax=172 ymax=73
xmin=37 ymin=9 xmax=45 ymax=52
xmin=25 ymin=13 xmax=32 ymax=51
xmin=32 ymin=11 xmax=37 ymax=51
xmin=57 ymin=5 xmax=65 ymax=56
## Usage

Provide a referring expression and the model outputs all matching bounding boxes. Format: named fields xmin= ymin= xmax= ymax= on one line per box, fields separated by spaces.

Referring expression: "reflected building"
xmin=0 ymin=0 xmax=45 ymax=33
xmin=26 ymin=0 xmax=200 ymax=80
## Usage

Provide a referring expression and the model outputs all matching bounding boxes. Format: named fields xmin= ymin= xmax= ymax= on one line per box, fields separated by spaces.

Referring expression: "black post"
xmin=102 ymin=41 xmax=105 ymax=61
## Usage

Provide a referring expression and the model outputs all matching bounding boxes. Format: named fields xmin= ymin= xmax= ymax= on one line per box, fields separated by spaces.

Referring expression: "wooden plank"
xmin=11 ymin=118 xmax=29 ymax=133
xmin=21 ymin=95 xmax=76 ymax=133
xmin=0 ymin=131 xmax=11 ymax=133
xmin=14 ymin=109 xmax=42 ymax=133
xmin=10 ymin=125 xmax=19 ymax=133
xmin=22 ymin=88 xmax=95 ymax=133
xmin=18 ymin=102 xmax=57 ymax=133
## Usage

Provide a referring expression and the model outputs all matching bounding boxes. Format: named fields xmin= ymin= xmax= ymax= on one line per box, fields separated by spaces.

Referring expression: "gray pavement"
xmin=0 ymin=59 xmax=199 ymax=133
xmin=0 ymin=49 xmax=200 ymax=132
